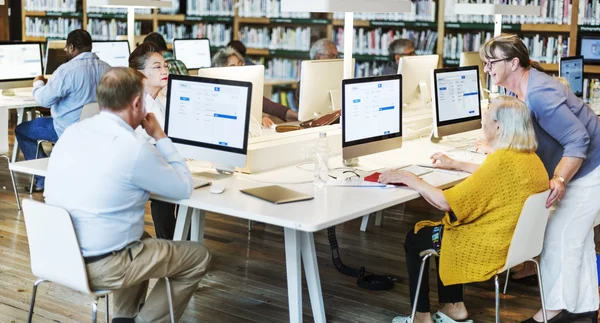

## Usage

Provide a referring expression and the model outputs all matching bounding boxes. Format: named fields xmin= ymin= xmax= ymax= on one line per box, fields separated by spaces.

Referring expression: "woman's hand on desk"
xmin=380 ymin=169 xmax=451 ymax=212
xmin=262 ymin=116 xmax=275 ymax=128
xmin=379 ymin=170 xmax=420 ymax=187
xmin=430 ymin=152 xmax=481 ymax=174
xmin=475 ymin=139 xmax=494 ymax=154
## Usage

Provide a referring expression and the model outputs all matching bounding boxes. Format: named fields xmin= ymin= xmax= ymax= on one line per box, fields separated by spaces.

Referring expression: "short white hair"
xmin=211 ymin=47 xmax=243 ymax=67
xmin=490 ymin=95 xmax=537 ymax=153
xmin=309 ymin=39 xmax=336 ymax=60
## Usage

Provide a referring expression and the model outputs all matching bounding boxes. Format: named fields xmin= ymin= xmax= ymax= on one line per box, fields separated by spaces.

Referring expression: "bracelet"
xmin=552 ymin=175 xmax=565 ymax=184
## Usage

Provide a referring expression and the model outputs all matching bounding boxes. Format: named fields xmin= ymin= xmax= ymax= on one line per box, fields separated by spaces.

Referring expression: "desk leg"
xmin=300 ymin=232 xmax=326 ymax=323
xmin=191 ymin=209 xmax=206 ymax=243
xmin=11 ymin=108 xmax=24 ymax=163
xmin=284 ymin=228 xmax=302 ymax=323
xmin=173 ymin=205 xmax=191 ymax=241
xmin=375 ymin=211 xmax=383 ymax=227
xmin=360 ymin=214 xmax=370 ymax=232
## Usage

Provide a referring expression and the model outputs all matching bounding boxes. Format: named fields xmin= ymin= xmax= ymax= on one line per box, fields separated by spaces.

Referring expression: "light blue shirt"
xmin=32 ymin=52 xmax=111 ymax=137
xmin=44 ymin=112 xmax=193 ymax=257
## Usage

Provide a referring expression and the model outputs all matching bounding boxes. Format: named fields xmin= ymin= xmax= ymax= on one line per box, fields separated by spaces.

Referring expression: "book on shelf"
xmin=24 ymin=0 xmax=77 ymax=12
xmin=238 ymin=26 xmax=311 ymax=51
xmin=86 ymin=7 xmax=152 ymax=15
xmin=261 ymin=57 xmax=301 ymax=80
xmin=443 ymin=32 xmax=493 ymax=60
xmin=444 ymin=0 xmax=570 ymax=25
xmin=158 ymin=23 xmax=232 ymax=47
xmin=270 ymin=90 xmax=297 ymax=110
xmin=333 ymin=27 xmax=437 ymax=56
xmin=578 ymin=0 xmax=600 ymax=25
xmin=25 ymin=17 xmax=82 ymax=38
xmin=158 ymin=0 xmax=180 ymax=14
xmin=522 ymin=34 xmax=569 ymax=64
xmin=355 ymin=61 xmax=387 ymax=77
xmin=187 ymin=0 xmax=234 ymax=16
xmin=332 ymin=0 xmax=436 ymax=22
xmin=237 ymin=0 xmax=310 ymax=18
xmin=87 ymin=19 xmax=141 ymax=40
xmin=583 ymin=77 xmax=600 ymax=105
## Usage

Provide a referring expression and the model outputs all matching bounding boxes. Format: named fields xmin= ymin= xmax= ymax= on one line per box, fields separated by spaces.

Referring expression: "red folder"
xmin=364 ymin=172 xmax=406 ymax=186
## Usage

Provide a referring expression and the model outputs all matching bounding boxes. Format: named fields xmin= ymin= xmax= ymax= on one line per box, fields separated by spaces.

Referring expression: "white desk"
xmin=153 ymin=133 xmax=485 ymax=323
xmin=0 ymin=87 xmax=40 ymax=162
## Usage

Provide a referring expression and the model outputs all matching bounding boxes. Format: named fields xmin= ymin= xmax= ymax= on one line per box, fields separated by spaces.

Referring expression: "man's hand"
xmin=262 ymin=116 xmax=275 ymax=128
xmin=33 ymin=75 xmax=47 ymax=84
xmin=141 ymin=113 xmax=167 ymax=141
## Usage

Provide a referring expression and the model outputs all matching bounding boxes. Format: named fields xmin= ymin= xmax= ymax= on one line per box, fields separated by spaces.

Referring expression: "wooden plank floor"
xmin=0 ymin=124 xmax=597 ymax=323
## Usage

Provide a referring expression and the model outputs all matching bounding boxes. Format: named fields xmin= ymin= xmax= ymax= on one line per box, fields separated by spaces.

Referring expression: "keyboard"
xmin=397 ymin=165 xmax=434 ymax=176
xmin=192 ymin=178 xmax=211 ymax=189
xmin=327 ymin=178 xmax=390 ymax=187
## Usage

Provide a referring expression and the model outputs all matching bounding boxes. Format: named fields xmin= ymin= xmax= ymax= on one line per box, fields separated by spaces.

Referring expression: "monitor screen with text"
xmin=173 ymin=39 xmax=211 ymax=69
xmin=434 ymin=67 xmax=481 ymax=124
xmin=0 ymin=43 xmax=43 ymax=81
xmin=92 ymin=41 xmax=130 ymax=67
xmin=560 ymin=56 xmax=584 ymax=97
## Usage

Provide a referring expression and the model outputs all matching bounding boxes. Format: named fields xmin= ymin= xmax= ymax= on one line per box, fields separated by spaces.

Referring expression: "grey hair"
xmin=489 ymin=95 xmax=537 ymax=153
xmin=309 ymin=38 xmax=336 ymax=60
xmin=211 ymin=47 xmax=243 ymax=67
xmin=388 ymin=38 xmax=414 ymax=58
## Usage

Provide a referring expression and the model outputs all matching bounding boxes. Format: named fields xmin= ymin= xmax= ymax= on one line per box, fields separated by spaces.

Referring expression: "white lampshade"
xmin=280 ymin=0 xmax=412 ymax=13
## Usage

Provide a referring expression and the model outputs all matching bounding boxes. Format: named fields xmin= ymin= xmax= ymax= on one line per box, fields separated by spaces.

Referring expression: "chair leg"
xmin=29 ymin=140 xmax=43 ymax=194
xmin=165 ymin=277 xmax=175 ymax=323
xmin=503 ymin=267 xmax=510 ymax=295
xmin=0 ymin=155 xmax=21 ymax=210
xmin=92 ymin=297 xmax=99 ymax=323
xmin=105 ymin=294 xmax=109 ymax=323
xmin=530 ymin=259 xmax=548 ymax=323
xmin=410 ymin=253 xmax=433 ymax=323
xmin=495 ymin=275 xmax=500 ymax=323
xmin=27 ymin=279 xmax=45 ymax=323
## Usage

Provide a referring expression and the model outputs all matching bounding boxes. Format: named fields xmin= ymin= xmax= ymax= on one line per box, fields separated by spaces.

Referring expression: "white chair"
xmin=28 ymin=102 xmax=100 ymax=194
xmin=22 ymin=199 xmax=176 ymax=323
xmin=0 ymin=109 xmax=21 ymax=209
xmin=409 ymin=190 xmax=551 ymax=323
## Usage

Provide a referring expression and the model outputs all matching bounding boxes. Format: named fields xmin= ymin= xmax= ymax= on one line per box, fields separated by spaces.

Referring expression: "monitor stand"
xmin=342 ymin=157 xmax=384 ymax=172
xmin=193 ymin=164 xmax=236 ymax=180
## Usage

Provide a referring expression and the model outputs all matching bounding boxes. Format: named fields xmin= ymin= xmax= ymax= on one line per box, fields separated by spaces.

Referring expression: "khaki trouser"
xmin=86 ymin=235 xmax=211 ymax=322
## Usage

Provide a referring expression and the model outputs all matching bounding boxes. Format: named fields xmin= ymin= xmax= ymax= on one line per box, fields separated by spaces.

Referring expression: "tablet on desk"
xmin=240 ymin=185 xmax=314 ymax=204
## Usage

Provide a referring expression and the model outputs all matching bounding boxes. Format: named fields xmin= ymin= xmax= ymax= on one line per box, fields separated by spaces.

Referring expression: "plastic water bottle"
xmin=313 ymin=132 xmax=330 ymax=188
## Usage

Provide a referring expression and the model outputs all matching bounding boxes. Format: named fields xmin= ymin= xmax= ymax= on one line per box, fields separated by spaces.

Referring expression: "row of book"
xmin=270 ymin=90 xmax=297 ymax=110
xmin=332 ymin=28 xmax=437 ymax=56
xmin=237 ymin=0 xmax=311 ymax=18
xmin=583 ymin=78 xmax=600 ymax=105
xmin=332 ymin=0 xmax=437 ymax=22
xmin=443 ymin=32 xmax=493 ymax=60
xmin=25 ymin=17 xmax=82 ymax=38
xmin=158 ymin=23 xmax=232 ymax=46
xmin=522 ymin=35 xmax=570 ymax=64
xmin=445 ymin=0 xmax=571 ymax=24
xmin=86 ymin=7 xmax=152 ymax=15
xmin=187 ymin=0 xmax=234 ymax=16
xmin=238 ymin=26 xmax=311 ymax=51
xmin=24 ymin=0 xmax=77 ymax=12
xmin=262 ymin=58 xmax=301 ymax=80
xmin=87 ymin=19 xmax=142 ymax=40
xmin=579 ymin=0 xmax=600 ymax=25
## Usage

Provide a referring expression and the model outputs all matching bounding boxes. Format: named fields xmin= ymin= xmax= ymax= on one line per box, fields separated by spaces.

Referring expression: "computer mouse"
xmin=270 ymin=124 xmax=277 ymax=130
xmin=209 ymin=184 xmax=225 ymax=194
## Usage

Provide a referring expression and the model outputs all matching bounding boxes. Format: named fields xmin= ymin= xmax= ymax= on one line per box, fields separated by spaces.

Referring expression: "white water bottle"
xmin=313 ymin=132 xmax=330 ymax=188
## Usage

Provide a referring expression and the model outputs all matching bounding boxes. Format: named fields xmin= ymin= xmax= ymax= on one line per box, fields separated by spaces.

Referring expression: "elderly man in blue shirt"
xmin=15 ymin=29 xmax=110 ymax=191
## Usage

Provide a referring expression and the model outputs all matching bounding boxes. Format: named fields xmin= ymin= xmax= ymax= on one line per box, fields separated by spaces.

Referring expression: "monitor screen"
xmin=0 ymin=43 xmax=43 ymax=81
xmin=45 ymin=47 xmax=69 ymax=75
xmin=92 ymin=41 xmax=130 ymax=67
xmin=579 ymin=35 xmax=600 ymax=64
xmin=165 ymin=75 xmax=251 ymax=153
xmin=433 ymin=66 xmax=481 ymax=126
xmin=560 ymin=56 xmax=584 ymax=97
xmin=173 ymin=38 xmax=211 ymax=70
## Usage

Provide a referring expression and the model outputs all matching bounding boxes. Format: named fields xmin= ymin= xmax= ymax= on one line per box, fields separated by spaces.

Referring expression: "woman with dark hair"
xmin=479 ymin=34 xmax=600 ymax=323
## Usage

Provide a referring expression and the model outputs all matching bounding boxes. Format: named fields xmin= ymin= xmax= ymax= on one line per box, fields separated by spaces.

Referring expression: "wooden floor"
xmin=0 ymin=126 xmax=596 ymax=323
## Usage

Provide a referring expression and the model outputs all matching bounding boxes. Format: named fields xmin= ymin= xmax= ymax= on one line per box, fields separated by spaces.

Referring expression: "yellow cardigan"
xmin=415 ymin=149 xmax=548 ymax=286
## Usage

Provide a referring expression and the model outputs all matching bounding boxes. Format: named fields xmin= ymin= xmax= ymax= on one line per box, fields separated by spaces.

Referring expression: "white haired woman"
xmin=382 ymin=96 xmax=549 ymax=323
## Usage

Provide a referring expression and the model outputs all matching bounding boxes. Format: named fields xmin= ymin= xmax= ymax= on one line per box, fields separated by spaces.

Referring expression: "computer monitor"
xmin=397 ymin=54 xmax=439 ymax=108
xmin=460 ymin=51 xmax=488 ymax=99
xmin=430 ymin=66 xmax=482 ymax=141
xmin=0 ymin=42 xmax=44 ymax=90
xmin=577 ymin=35 xmax=600 ymax=65
xmin=173 ymin=38 xmax=211 ymax=70
xmin=342 ymin=74 xmax=403 ymax=161
xmin=164 ymin=74 xmax=252 ymax=173
xmin=91 ymin=41 xmax=130 ymax=67
xmin=559 ymin=56 xmax=584 ymax=97
xmin=298 ymin=59 xmax=354 ymax=122
xmin=196 ymin=65 xmax=264 ymax=129
xmin=44 ymin=40 xmax=68 ymax=75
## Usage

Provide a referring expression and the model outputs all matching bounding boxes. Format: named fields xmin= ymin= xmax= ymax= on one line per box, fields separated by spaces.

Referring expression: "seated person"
xmin=293 ymin=39 xmax=339 ymax=108
xmin=381 ymin=38 xmax=416 ymax=75
xmin=211 ymin=47 xmax=298 ymax=127
xmin=379 ymin=96 xmax=548 ymax=323
xmin=227 ymin=40 xmax=255 ymax=66
xmin=44 ymin=67 xmax=211 ymax=322
xmin=17 ymin=29 xmax=110 ymax=191
xmin=143 ymin=32 xmax=188 ymax=75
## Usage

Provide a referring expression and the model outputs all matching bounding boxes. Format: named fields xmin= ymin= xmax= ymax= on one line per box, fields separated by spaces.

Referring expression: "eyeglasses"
xmin=484 ymin=58 xmax=508 ymax=69
xmin=146 ymin=64 xmax=169 ymax=71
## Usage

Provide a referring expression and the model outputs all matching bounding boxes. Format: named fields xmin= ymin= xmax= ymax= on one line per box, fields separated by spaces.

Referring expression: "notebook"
xmin=240 ymin=185 xmax=314 ymax=204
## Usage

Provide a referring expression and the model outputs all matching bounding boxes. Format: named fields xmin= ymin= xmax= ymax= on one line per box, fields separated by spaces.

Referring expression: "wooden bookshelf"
xmin=521 ymin=24 xmax=571 ymax=33
xmin=237 ymin=17 xmax=270 ymax=24
xmin=157 ymin=14 xmax=185 ymax=22
xmin=539 ymin=63 xmax=559 ymax=72
xmin=584 ymin=65 xmax=600 ymax=74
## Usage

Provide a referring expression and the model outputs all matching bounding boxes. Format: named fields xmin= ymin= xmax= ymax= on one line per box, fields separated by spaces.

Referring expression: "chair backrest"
xmin=502 ymin=190 xmax=552 ymax=271
xmin=80 ymin=102 xmax=100 ymax=121
xmin=22 ymin=199 xmax=93 ymax=294
xmin=0 ymin=108 xmax=8 ymax=155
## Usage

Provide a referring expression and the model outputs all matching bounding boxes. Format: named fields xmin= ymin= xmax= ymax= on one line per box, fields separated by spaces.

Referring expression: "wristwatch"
xmin=552 ymin=175 xmax=565 ymax=184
